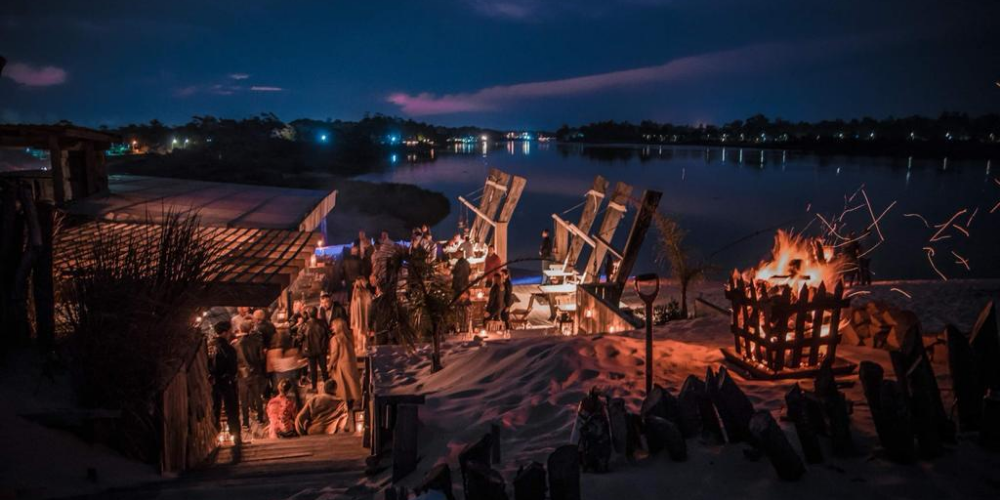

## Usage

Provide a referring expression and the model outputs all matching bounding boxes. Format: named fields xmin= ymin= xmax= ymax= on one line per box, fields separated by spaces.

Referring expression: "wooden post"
xmin=33 ymin=200 xmax=55 ymax=350
xmin=609 ymin=190 xmax=662 ymax=302
xmin=584 ymin=182 xmax=633 ymax=283
xmin=48 ymin=137 xmax=69 ymax=204
xmin=469 ymin=168 xmax=510 ymax=244
xmin=391 ymin=404 xmax=419 ymax=482
xmin=563 ymin=176 xmax=608 ymax=272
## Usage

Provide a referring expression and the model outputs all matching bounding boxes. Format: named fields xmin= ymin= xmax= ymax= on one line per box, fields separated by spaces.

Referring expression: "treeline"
xmin=557 ymin=113 xmax=1000 ymax=158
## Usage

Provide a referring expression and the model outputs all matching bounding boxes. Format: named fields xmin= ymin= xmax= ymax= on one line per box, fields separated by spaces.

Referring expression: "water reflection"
xmin=360 ymin=144 xmax=1000 ymax=279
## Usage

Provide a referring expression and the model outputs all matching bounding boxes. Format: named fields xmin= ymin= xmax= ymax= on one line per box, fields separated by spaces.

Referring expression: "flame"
xmin=740 ymin=230 xmax=844 ymax=294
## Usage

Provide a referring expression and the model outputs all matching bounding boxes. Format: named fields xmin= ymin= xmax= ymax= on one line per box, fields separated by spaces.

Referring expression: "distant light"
xmin=391 ymin=154 xmax=398 ymax=163
xmin=320 ymin=134 xmax=328 ymax=142
xmin=171 ymin=138 xmax=178 ymax=144
xmin=184 ymin=138 xmax=189 ymax=144
xmin=480 ymin=135 xmax=488 ymax=141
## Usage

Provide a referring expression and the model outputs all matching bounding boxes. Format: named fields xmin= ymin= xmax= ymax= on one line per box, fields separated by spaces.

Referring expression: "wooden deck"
xmin=94 ymin=434 xmax=369 ymax=500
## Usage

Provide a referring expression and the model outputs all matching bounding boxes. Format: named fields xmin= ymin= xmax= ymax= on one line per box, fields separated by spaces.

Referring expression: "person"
xmin=349 ymin=277 xmax=372 ymax=358
xmin=327 ymin=318 xmax=363 ymax=406
xmin=295 ymin=379 xmax=348 ymax=435
xmin=209 ymin=321 xmax=241 ymax=443
xmin=235 ymin=323 xmax=267 ymax=427
xmin=266 ymin=331 xmax=307 ymax=406
xmin=354 ymin=230 xmax=373 ymax=260
xmin=421 ymin=231 xmax=437 ymax=264
xmin=230 ymin=307 xmax=252 ymax=335
xmin=539 ymin=228 xmax=553 ymax=283
xmin=451 ymin=255 xmax=471 ymax=299
xmin=303 ymin=307 xmax=330 ymax=390
xmin=371 ymin=233 xmax=401 ymax=292
xmin=501 ymin=269 xmax=515 ymax=329
xmin=342 ymin=245 xmax=364 ymax=301
xmin=484 ymin=245 xmax=502 ymax=279
xmin=486 ymin=278 xmax=503 ymax=325
xmin=317 ymin=293 xmax=338 ymax=327
xmin=252 ymin=309 xmax=277 ymax=350
xmin=459 ymin=230 xmax=474 ymax=259
xmin=266 ymin=379 xmax=299 ymax=439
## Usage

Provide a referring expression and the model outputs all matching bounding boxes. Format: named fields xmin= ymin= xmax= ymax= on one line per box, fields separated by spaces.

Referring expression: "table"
xmin=539 ymin=283 xmax=577 ymax=321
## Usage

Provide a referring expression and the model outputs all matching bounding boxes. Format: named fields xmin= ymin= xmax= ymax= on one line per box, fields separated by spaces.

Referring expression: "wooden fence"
xmin=159 ymin=339 xmax=217 ymax=474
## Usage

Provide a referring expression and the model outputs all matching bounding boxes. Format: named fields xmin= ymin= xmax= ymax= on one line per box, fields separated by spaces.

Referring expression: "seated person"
xmin=266 ymin=379 xmax=299 ymax=439
xmin=295 ymin=379 xmax=348 ymax=435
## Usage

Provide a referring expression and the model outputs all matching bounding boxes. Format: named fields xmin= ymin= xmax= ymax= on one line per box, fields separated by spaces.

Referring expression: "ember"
xmin=723 ymin=231 xmax=854 ymax=379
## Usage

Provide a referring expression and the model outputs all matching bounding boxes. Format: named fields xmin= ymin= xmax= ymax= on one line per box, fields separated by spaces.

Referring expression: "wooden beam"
xmin=496 ymin=175 xmax=526 ymax=224
xmin=458 ymin=196 xmax=497 ymax=227
xmin=593 ymin=234 xmax=623 ymax=260
xmin=469 ymin=168 xmax=510 ymax=244
xmin=564 ymin=175 xmax=608 ymax=273
xmin=552 ymin=214 xmax=596 ymax=248
xmin=609 ymin=190 xmax=663 ymax=302
xmin=583 ymin=182 xmax=633 ymax=283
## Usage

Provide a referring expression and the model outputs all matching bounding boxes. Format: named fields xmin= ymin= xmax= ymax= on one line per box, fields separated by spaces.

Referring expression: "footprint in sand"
xmin=450 ymin=388 xmax=486 ymax=399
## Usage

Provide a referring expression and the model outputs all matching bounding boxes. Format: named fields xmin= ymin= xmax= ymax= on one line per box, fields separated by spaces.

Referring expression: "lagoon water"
xmin=360 ymin=142 xmax=999 ymax=282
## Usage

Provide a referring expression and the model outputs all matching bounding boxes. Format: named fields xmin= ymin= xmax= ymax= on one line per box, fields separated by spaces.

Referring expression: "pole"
xmin=645 ymin=300 xmax=653 ymax=394
xmin=633 ymin=273 xmax=660 ymax=396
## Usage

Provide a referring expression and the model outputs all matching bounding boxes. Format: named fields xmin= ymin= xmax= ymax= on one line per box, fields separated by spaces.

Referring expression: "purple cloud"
xmin=3 ymin=62 xmax=67 ymax=87
xmin=387 ymin=37 xmax=872 ymax=116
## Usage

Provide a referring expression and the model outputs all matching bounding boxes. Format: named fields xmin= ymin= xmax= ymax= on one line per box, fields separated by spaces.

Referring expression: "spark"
xmin=833 ymin=231 xmax=870 ymax=248
xmin=929 ymin=209 xmax=967 ymax=242
xmin=952 ymin=250 xmax=971 ymax=271
xmin=953 ymin=224 xmax=970 ymax=237
xmin=861 ymin=189 xmax=888 ymax=242
xmin=991 ymin=201 xmax=1000 ymax=214
xmin=865 ymin=199 xmax=897 ymax=235
xmin=924 ymin=247 xmax=948 ymax=281
xmin=890 ymin=288 xmax=912 ymax=299
xmin=847 ymin=185 xmax=865 ymax=203
xmin=903 ymin=213 xmax=930 ymax=228
xmin=816 ymin=213 xmax=848 ymax=240
xmin=842 ymin=204 xmax=865 ymax=214
xmin=847 ymin=290 xmax=872 ymax=298
xmin=858 ymin=239 xmax=884 ymax=258
xmin=967 ymin=207 xmax=979 ymax=227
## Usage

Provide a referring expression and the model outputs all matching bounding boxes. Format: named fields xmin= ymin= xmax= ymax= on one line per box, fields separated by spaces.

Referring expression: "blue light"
xmin=319 ymin=133 xmax=328 ymax=143
xmin=391 ymin=154 xmax=398 ymax=163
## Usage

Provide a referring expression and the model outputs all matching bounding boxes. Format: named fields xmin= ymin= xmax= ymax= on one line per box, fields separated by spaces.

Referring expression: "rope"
xmin=707 ymin=215 xmax=807 ymax=258
xmin=560 ymin=200 xmax=586 ymax=215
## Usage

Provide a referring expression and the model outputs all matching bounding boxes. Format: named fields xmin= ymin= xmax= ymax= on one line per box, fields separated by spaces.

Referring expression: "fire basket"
xmin=722 ymin=231 xmax=857 ymax=380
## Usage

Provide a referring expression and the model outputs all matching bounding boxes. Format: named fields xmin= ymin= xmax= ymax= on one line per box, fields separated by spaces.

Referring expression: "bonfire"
xmin=723 ymin=231 xmax=854 ymax=379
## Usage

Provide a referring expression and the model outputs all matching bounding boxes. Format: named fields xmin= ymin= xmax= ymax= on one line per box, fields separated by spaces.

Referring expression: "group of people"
xmin=209 ymin=297 xmax=368 ymax=444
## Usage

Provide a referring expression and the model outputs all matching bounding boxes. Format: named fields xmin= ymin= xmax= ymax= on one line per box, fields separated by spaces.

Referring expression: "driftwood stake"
xmin=749 ymin=410 xmax=806 ymax=480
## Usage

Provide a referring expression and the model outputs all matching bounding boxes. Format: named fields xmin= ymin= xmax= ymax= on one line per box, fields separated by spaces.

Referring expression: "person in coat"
xmin=486 ymin=278 xmax=504 ymax=324
xmin=327 ymin=318 xmax=363 ymax=405
xmin=500 ymin=268 xmax=515 ymax=329
xmin=235 ymin=326 xmax=267 ymax=426
xmin=209 ymin=321 xmax=241 ymax=442
xmin=451 ymin=255 xmax=471 ymax=299
xmin=349 ymin=277 xmax=372 ymax=358
xmin=484 ymin=245 xmax=502 ymax=279
xmin=539 ymin=228 xmax=554 ymax=283
xmin=295 ymin=379 xmax=348 ymax=435
xmin=302 ymin=307 xmax=330 ymax=390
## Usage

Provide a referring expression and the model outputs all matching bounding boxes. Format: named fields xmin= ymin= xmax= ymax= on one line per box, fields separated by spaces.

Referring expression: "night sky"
xmin=2 ymin=0 xmax=998 ymax=129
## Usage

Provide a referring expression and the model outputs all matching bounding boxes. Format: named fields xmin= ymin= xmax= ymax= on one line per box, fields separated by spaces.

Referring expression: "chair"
xmin=510 ymin=294 xmax=537 ymax=329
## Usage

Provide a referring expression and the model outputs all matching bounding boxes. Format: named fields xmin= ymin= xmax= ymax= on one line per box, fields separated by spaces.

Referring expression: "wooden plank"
xmin=583 ymin=182 xmax=633 ymax=283
xmin=469 ymin=168 xmax=510 ymax=244
xmin=564 ymin=175 xmax=608 ymax=274
xmin=609 ymin=190 xmax=662 ymax=301
xmin=458 ymin=196 xmax=497 ymax=228
xmin=496 ymin=175 xmax=526 ymax=224
xmin=551 ymin=214 xmax=596 ymax=248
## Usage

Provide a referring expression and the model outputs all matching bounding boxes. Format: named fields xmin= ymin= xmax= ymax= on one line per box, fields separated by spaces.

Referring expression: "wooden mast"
xmin=562 ymin=175 xmax=609 ymax=273
xmin=583 ymin=181 xmax=633 ymax=283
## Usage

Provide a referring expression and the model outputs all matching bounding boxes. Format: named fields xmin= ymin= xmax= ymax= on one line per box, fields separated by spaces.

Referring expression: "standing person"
xmin=459 ymin=230 xmax=474 ymax=259
xmin=252 ymin=309 xmax=277 ymax=350
xmin=501 ymin=269 xmax=515 ymax=329
xmin=265 ymin=379 xmax=299 ymax=439
xmin=235 ymin=325 xmax=267 ymax=427
xmin=327 ymin=318 xmax=362 ymax=407
xmin=231 ymin=307 xmax=252 ymax=336
xmin=421 ymin=231 xmax=437 ymax=264
xmin=486 ymin=278 xmax=503 ymax=325
xmin=210 ymin=322 xmax=241 ymax=445
xmin=539 ymin=228 xmax=553 ymax=283
xmin=318 ymin=293 xmax=336 ymax=327
xmin=342 ymin=245 xmax=363 ymax=302
xmin=303 ymin=307 xmax=330 ymax=391
xmin=354 ymin=230 xmax=373 ymax=260
xmin=484 ymin=245 xmax=502 ymax=279
xmin=451 ymin=255 xmax=471 ymax=299
xmin=349 ymin=277 xmax=372 ymax=358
